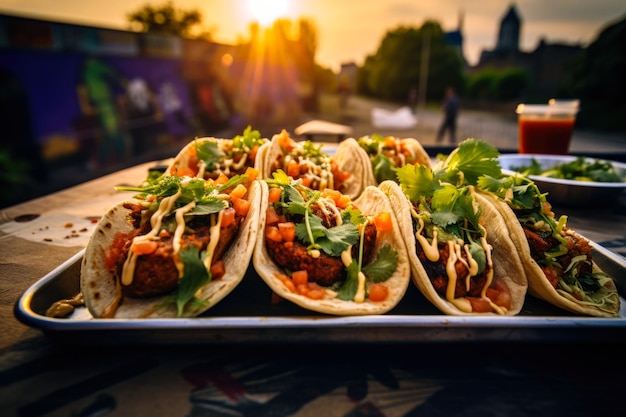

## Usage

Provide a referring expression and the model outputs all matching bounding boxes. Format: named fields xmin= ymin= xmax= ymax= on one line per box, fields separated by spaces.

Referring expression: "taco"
xmin=258 ymin=129 xmax=371 ymax=199
xmin=435 ymin=138 xmax=620 ymax=317
xmin=379 ymin=161 xmax=528 ymax=315
xmin=166 ymin=126 xmax=267 ymax=180
xmin=476 ymin=173 xmax=620 ymax=317
xmin=252 ymin=170 xmax=411 ymax=315
xmin=355 ymin=134 xmax=431 ymax=184
xmin=81 ymin=171 xmax=262 ymax=318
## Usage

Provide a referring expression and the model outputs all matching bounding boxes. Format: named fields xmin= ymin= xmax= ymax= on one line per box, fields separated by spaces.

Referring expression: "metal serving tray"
xmin=15 ymin=242 xmax=626 ymax=345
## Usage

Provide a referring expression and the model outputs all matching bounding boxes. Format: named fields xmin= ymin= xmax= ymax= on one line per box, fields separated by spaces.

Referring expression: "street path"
xmin=318 ymin=94 xmax=626 ymax=154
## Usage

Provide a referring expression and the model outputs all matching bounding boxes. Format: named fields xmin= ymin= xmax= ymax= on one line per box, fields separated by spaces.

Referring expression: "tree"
xmin=127 ymin=1 xmax=211 ymax=39
xmin=358 ymin=21 xmax=464 ymax=102
xmin=563 ymin=14 xmax=626 ymax=132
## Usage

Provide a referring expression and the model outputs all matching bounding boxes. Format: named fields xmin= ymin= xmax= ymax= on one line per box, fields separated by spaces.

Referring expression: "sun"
xmin=245 ymin=0 xmax=289 ymax=26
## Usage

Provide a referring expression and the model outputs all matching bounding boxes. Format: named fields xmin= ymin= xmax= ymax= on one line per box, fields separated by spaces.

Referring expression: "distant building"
xmin=444 ymin=10 xmax=466 ymax=65
xmin=496 ymin=4 xmax=521 ymax=53
xmin=475 ymin=3 xmax=582 ymax=99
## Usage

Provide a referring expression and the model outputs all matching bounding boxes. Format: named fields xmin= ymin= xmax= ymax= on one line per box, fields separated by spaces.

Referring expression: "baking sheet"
xmin=15 ymin=242 xmax=626 ymax=345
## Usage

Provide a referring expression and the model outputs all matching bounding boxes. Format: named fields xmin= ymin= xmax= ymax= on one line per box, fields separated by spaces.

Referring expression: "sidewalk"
xmin=311 ymin=94 xmax=626 ymax=154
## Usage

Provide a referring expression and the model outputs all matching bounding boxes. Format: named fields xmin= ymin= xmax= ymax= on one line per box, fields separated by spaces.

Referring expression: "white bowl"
xmin=498 ymin=154 xmax=626 ymax=207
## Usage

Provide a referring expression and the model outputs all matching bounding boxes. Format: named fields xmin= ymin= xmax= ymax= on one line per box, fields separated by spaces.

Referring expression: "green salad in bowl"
xmin=498 ymin=154 xmax=626 ymax=207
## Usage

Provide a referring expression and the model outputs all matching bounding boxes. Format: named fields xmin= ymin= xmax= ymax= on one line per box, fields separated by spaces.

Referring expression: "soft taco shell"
xmin=379 ymin=180 xmax=528 ymax=316
xmin=334 ymin=137 xmax=377 ymax=196
xmin=252 ymin=181 xmax=411 ymax=315
xmin=81 ymin=180 xmax=262 ymax=318
xmin=166 ymin=136 xmax=266 ymax=178
xmin=477 ymin=191 xmax=620 ymax=317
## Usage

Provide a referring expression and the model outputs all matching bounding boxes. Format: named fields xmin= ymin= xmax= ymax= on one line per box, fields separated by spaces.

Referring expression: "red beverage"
xmin=516 ymin=104 xmax=578 ymax=155
xmin=518 ymin=117 xmax=575 ymax=154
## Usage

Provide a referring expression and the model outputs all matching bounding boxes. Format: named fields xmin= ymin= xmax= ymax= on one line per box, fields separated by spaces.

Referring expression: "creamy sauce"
xmin=413 ymin=217 xmax=502 ymax=314
xmin=414 ymin=217 xmax=439 ymax=262
xmin=172 ymin=200 xmax=197 ymax=275
xmin=121 ymin=190 xmax=182 ymax=286
xmin=203 ymin=210 xmax=224 ymax=271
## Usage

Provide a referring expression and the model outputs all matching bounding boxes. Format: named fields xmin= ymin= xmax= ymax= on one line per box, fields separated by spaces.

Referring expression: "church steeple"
xmin=496 ymin=3 xmax=521 ymax=52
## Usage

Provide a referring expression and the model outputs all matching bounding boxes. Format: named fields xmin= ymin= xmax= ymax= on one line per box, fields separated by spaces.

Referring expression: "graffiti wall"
xmin=0 ymin=14 xmax=236 ymax=174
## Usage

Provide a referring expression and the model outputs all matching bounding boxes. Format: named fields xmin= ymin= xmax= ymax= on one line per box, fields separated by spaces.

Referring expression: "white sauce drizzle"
xmin=122 ymin=189 xmax=182 ymax=286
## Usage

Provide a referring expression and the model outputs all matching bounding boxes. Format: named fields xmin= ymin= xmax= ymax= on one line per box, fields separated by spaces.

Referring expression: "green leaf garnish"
xmin=361 ymin=245 xmax=398 ymax=283
xmin=173 ymin=246 xmax=211 ymax=317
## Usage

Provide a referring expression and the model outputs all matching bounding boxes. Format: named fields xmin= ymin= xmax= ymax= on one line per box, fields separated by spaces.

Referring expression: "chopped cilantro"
xmin=362 ymin=245 xmax=398 ymax=283
xmin=196 ymin=140 xmax=226 ymax=171
xmin=173 ymin=246 xmax=211 ymax=317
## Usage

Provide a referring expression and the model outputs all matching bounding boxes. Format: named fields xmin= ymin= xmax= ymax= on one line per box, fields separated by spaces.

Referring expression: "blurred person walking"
xmin=436 ymin=87 xmax=459 ymax=144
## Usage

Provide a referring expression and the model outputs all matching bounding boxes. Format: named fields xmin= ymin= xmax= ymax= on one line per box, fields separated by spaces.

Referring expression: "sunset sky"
xmin=1 ymin=0 xmax=624 ymax=70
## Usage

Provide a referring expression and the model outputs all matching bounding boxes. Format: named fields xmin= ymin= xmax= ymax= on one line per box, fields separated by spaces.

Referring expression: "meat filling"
xmin=114 ymin=208 xmax=241 ymax=298
xmin=266 ymin=222 xmax=377 ymax=286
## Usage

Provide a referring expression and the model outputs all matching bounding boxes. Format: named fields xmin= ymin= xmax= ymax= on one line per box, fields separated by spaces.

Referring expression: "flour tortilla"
xmin=167 ymin=136 xmax=266 ymax=178
xmin=252 ymin=180 xmax=411 ymax=315
xmin=80 ymin=179 xmax=262 ymax=318
xmin=379 ymin=180 xmax=528 ymax=316
xmin=477 ymin=191 xmax=620 ymax=317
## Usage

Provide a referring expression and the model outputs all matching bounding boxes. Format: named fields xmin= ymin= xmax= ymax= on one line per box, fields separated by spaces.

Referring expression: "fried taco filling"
xmin=169 ymin=126 xmax=266 ymax=179
xmin=103 ymin=171 xmax=257 ymax=317
xmin=357 ymin=134 xmax=430 ymax=183
xmin=397 ymin=164 xmax=512 ymax=314
xmin=269 ymin=130 xmax=351 ymax=193
xmin=478 ymin=172 xmax=620 ymax=315
xmin=263 ymin=170 xmax=398 ymax=303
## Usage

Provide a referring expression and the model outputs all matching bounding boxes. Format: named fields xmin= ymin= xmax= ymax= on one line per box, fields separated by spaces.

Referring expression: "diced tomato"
xmin=277 ymin=222 xmax=296 ymax=242
xmin=215 ymin=173 xmax=229 ymax=185
xmin=173 ymin=166 xmax=196 ymax=177
xmin=244 ymin=166 xmax=259 ymax=182
xmin=268 ymin=187 xmax=282 ymax=203
xmin=287 ymin=159 xmax=300 ymax=177
xmin=249 ymin=145 xmax=259 ymax=164
xmin=368 ymin=283 xmax=389 ymax=302
xmin=210 ymin=260 xmax=226 ymax=280
xmin=265 ymin=206 xmax=284 ymax=225
xmin=230 ymin=184 xmax=248 ymax=202
xmin=296 ymin=284 xmax=309 ymax=296
xmin=300 ymin=175 xmax=313 ymax=187
xmin=221 ymin=207 xmax=236 ymax=227
xmin=277 ymin=130 xmax=293 ymax=152
xmin=374 ymin=212 xmax=393 ymax=232
xmin=266 ymin=226 xmax=283 ymax=242
xmin=104 ymin=232 xmax=135 ymax=270
xmin=305 ymin=283 xmax=326 ymax=300
xmin=234 ymin=198 xmax=251 ymax=217
xmin=280 ymin=278 xmax=295 ymax=292
xmin=336 ymin=195 xmax=351 ymax=209
xmin=158 ymin=229 xmax=171 ymax=238
xmin=322 ymin=189 xmax=341 ymax=204
xmin=132 ymin=240 xmax=158 ymax=256
xmin=292 ymin=270 xmax=308 ymax=286
xmin=384 ymin=136 xmax=397 ymax=148
xmin=233 ymin=198 xmax=251 ymax=217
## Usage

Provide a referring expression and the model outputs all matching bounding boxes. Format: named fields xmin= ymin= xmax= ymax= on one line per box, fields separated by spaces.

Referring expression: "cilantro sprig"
xmin=232 ymin=125 xmax=266 ymax=153
xmin=267 ymin=170 xmax=361 ymax=256
xmin=171 ymin=246 xmax=211 ymax=317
